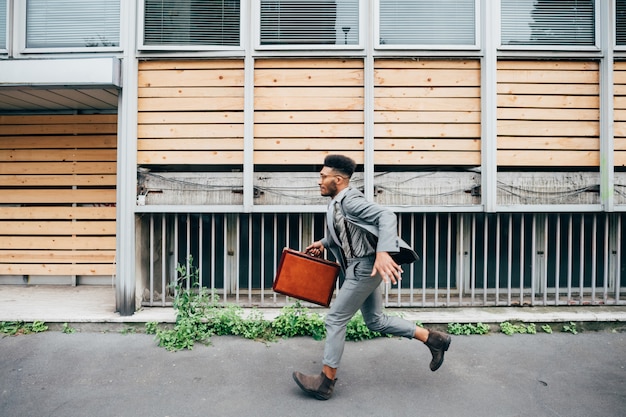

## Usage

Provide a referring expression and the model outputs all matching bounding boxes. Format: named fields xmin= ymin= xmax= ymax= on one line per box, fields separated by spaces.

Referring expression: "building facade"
xmin=0 ymin=0 xmax=625 ymax=315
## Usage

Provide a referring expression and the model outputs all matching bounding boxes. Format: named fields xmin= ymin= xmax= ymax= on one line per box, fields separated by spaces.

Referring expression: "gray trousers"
xmin=323 ymin=256 xmax=417 ymax=368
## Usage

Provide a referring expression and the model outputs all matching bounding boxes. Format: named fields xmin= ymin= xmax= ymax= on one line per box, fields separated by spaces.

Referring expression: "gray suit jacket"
xmin=321 ymin=187 xmax=418 ymax=270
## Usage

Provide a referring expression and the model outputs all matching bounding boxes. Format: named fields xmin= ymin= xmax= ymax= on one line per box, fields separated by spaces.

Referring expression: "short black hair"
xmin=323 ymin=154 xmax=356 ymax=178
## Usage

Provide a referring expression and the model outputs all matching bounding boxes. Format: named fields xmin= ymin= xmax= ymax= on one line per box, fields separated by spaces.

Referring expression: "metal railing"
xmin=139 ymin=212 xmax=625 ymax=308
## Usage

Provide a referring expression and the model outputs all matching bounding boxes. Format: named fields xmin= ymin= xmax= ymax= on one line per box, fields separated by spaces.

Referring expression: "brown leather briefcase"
xmin=273 ymin=248 xmax=340 ymax=307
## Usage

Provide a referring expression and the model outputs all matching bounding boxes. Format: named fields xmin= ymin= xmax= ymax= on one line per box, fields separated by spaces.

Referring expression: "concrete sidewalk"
xmin=1 ymin=285 xmax=626 ymax=327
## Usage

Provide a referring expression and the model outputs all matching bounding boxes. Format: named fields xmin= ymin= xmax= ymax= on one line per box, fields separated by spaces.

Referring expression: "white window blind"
xmin=143 ymin=0 xmax=240 ymax=46
xmin=501 ymin=0 xmax=595 ymax=46
xmin=378 ymin=0 xmax=476 ymax=46
xmin=260 ymin=0 xmax=359 ymax=46
xmin=617 ymin=0 xmax=626 ymax=46
xmin=26 ymin=0 xmax=120 ymax=48
xmin=0 ymin=0 xmax=6 ymax=50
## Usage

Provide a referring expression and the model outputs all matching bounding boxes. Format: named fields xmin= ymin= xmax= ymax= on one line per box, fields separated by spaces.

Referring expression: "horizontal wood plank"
xmin=498 ymin=137 xmax=599 ymax=150
xmin=138 ymin=69 xmax=244 ymax=88
xmin=0 ymin=207 xmax=116 ymax=220
xmin=375 ymin=86 xmax=480 ymax=98
xmin=138 ymin=97 xmax=244 ymax=111
xmin=139 ymin=60 xmax=244 ymax=71
xmin=255 ymin=111 xmax=363 ymax=123
xmin=498 ymin=108 xmax=599 ymax=121
xmin=0 ymin=124 xmax=117 ymax=135
xmin=0 ymin=221 xmax=116 ymax=236
xmin=138 ymin=138 xmax=243 ymax=150
xmin=498 ymin=83 xmax=598 ymax=95
xmin=0 ymin=162 xmax=116 ymax=175
xmin=0 ymin=189 xmax=117 ymax=204
xmin=254 ymin=138 xmax=364 ymax=150
xmin=615 ymin=138 xmax=626 ymax=150
xmin=374 ymin=139 xmax=480 ymax=151
xmin=374 ymin=123 xmax=480 ymax=138
xmin=498 ymin=61 xmax=598 ymax=71
xmin=374 ymin=151 xmax=481 ymax=165
xmin=254 ymin=151 xmax=363 ymax=165
xmin=375 ymin=97 xmax=480 ymax=111
xmin=497 ymin=69 xmax=598 ymax=84
xmin=138 ymin=86 xmax=243 ymax=98
xmin=497 ymin=94 xmax=599 ymax=109
xmin=138 ymin=111 xmax=244 ymax=124
xmin=255 ymin=69 xmax=363 ymax=87
xmin=374 ymin=69 xmax=480 ymax=87
xmin=1 ymin=149 xmax=117 ymax=162
xmin=0 ymin=263 xmax=116 ymax=276
xmin=0 ymin=114 xmax=117 ymax=125
xmin=255 ymin=87 xmax=363 ymax=98
xmin=138 ymin=124 xmax=244 ymax=139
xmin=254 ymin=124 xmax=364 ymax=138
xmin=498 ymin=121 xmax=599 ymax=137
xmin=0 ymin=250 xmax=115 ymax=263
xmin=374 ymin=111 xmax=480 ymax=123
xmin=138 ymin=151 xmax=244 ymax=165
xmin=0 ymin=135 xmax=116 ymax=149
xmin=498 ymin=150 xmax=599 ymax=166
xmin=0 ymin=174 xmax=116 ymax=186
xmin=255 ymin=58 xmax=363 ymax=69
xmin=254 ymin=96 xmax=363 ymax=111
xmin=615 ymin=151 xmax=626 ymax=166
xmin=0 ymin=236 xmax=116 ymax=250
xmin=375 ymin=59 xmax=480 ymax=69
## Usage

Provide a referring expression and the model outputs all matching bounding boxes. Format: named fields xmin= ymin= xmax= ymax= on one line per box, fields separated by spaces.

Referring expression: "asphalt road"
xmin=1 ymin=330 xmax=625 ymax=417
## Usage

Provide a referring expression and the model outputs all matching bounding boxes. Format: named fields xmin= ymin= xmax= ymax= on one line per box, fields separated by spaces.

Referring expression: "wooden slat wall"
xmin=0 ymin=114 xmax=116 ymax=277
xmin=614 ymin=61 xmax=626 ymax=167
xmin=374 ymin=59 xmax=481 ymax=166
xmin=254 ymin=58 xmax=364 ymax=164
xmin=137 ymin=60 xmax=245 ymax=165
xmin=497 ymin=61 xmax=600 ymax=167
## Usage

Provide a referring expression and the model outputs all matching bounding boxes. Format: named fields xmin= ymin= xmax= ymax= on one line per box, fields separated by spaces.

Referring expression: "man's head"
xmin=318 ymin=154 xmax=356 ymax=198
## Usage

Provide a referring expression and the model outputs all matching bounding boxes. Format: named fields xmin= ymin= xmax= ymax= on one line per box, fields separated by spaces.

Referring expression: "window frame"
xmin=497 ymin=0 xmax=600 ymax=52
xmin=17 ymin=0 xmax=122 ymax=54
xmin=615 ymin=0 xmax=626 ymax=51
xmin=373 ymin=0 xmax=481 ymax=51
xmin=254 ymin=0 xmax=364 ymax=51
xmin=0 ymin=0 xmax=7 ymax=54
xmin=138 ymin=0 xmax=244 ymax=52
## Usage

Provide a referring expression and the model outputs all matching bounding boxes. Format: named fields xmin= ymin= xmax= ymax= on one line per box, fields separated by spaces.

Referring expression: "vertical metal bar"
xmin=422 ymin=215 xmax=427 ymax=306
xmin=591 ymin=214 xmax=598 ymax=304
xmin=410 ymin=213 xmax=415 ymax=306
xmin=579 ymin=215 xmax=585 ymax=304
xmin=397 ymin=214 xmax=403 ymax=306
xmin=236 ymin=215 xmax=241 ymax=304
xmin=248 ymin=213 xmax=253 ymax=306
xmin=470 ymin=215 xmax=476 ymax=306
xmin=161 ymin=215 xmax=166 ymax=307
xmin=186 ymin=213 xmax=191 ymax=291
xmin=519 ymin=214 xmax=526 ymax=306
xmin=433 ymin=214 xmax=439 ymax=307
xmin=495 ymin=214 xmax=501 ymax=305
xmin=555 ymin=215 xmax=561 ymax=306
xmin=507 ymin=214 xmax=512 ymax=306
xmin=211 ymin=214 xmax=216 ymax=299
xmin=458 ymin=214 xmax=464 ymax=306
xmin=273 ymin=213 xmax=278 ymax=304
xmin=223 ymin=214 xmax=228 ymax=304
xmin=174 ymin=214 xmax=179 ymax=300
xmin=603 ymin=214 xmax=609 ymax=304
xmin=149 ymin=214 xmax=154 ymax=306
xmin=260 ymin=214 xmax=266 ymax=306
xmin=483 ymin=214 xmax=488 ymax=305
xmin=567 ymin=214 xmax=573 ymax=303
xmin=198 ymin=214 xmax=203 ymax=289
xmin=531 ymin=214 xmax=536 ymax=306
xmin=616 ymin=215 xmax=622 ymax=304
xmin=543 ymin=214 xmax=549 ymax=306
xmin=446 ymin=213 xmax=452 ymax=306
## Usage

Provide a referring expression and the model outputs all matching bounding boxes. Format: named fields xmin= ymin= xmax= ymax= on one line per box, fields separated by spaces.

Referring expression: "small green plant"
xmin=541 ymin=324 xmax=553 ymax=334
xmin=62 ymin=323 xmax=76 ymax=334
xmin=562 ymin=322 xmax=578 ymax=334
xmin=145 ymin=321 xmax=158 ymax=335
xmin=500 ymin=321 xmax=536 ymax=335
xmin=121 ymin=326 xmax=136 ymax=335
xmin=272 ymin=301 xmax=326 ymax=340
xmin=0 ymin=321 xmax=48 ymax=336
xmin=346 ymin=312 xmax=381 ymax=341
xmin=447 ymin=322 xmax=490 ymax=335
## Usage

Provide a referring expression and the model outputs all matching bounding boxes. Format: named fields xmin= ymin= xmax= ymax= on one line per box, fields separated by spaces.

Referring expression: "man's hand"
xmin=305 ymin=241 xmax=325 ymax=258
xmin=371 ymin=252 xmax=403 ymax=285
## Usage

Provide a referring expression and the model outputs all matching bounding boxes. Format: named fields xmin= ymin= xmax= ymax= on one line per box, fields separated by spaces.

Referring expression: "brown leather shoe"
xmin=292 ymin=371 xmax=336 ymax=400
xmin=424 ymin=330 xmax=451 ymax=372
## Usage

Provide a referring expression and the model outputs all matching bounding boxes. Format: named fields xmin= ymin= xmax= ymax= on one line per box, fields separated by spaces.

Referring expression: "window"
xmin=0 ymin=0 xmax=6 ymax=51
xmin=501 ymin=0 xmax=596 ymax=47
xmin=377 ymin=0 xmax=477 ymax=48
xmin=26 ymin=0 xmax=120 ymax=49
xmin=143 ymin=0 xmax=240 ymax=48
xmin=259 ymin=0 xmax=360 ymax=47
xmin=617 ymin=0 xmax=626 ymax=46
